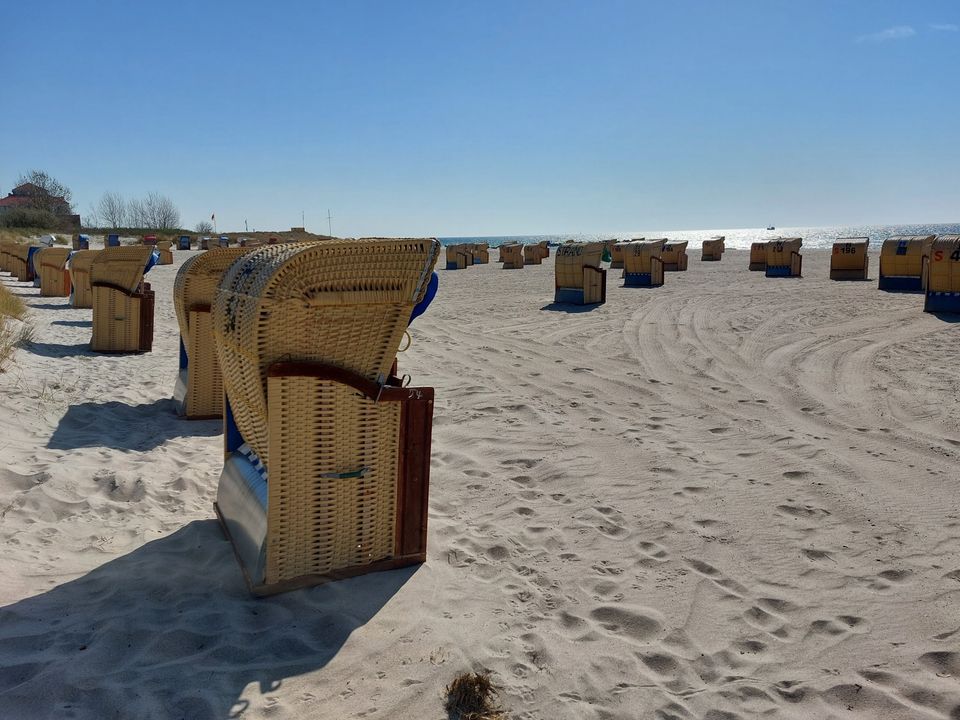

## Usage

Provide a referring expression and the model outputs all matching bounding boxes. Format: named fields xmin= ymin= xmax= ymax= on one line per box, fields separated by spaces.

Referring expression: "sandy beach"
xmin=1 ymin=245 xmax=959 ymax=720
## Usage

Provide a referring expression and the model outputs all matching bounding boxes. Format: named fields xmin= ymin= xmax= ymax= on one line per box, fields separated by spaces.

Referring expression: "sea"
xmin=441 ymin=223 xmax=960 ymax=250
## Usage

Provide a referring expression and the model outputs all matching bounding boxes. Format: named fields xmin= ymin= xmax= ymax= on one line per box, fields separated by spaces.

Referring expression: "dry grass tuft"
xmin=445 ymin=672 xmax=507 ymax=720
xmin=0 ymin=283 xmax=29 ymax=372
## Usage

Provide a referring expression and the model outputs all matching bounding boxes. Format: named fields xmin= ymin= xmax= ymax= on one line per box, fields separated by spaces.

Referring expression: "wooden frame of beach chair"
xmin=36 ymin=247 xmax=73 ymax=297
xmin=661 ymin=241 xmax=689 ymax=271
xmin=749 ymin=242 xmax=767 ymax=271
xmin=90 ymin=246 xmax=156 ymax=353
xmin=499 ymin=243 xmax=524 ymax=269
xmin=212 ymin=238 xmax=440 ymax=595
xmin=701 ymin=236 xmax=725 ymax=261
xmin=924 ymin=235 xmax=960 ymax=313
xmin=623 ymin=239 xmax=665 ymax=287
xmin=764 ymin=238 xmax=803 ymax=278
xmin=173 ymin=248 xmax=253 ymax=419
xmin=829 ymin=237 xmax=870 ymax=281
xmin=68 ymin=250 xmax=101 ymax=308
xmin=554 ymin=242 xmax=606 ymax=305
xmin=878 ymin=235 xmax=935 ymax=292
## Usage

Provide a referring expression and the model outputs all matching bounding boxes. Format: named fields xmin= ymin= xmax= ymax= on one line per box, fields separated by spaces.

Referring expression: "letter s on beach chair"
xmin=173 ymin=248 xmax=253 ymax=419
xmin=212 ymin=238 xmax=441 ymax=595
xmin=554 ymin=242 xmax=606 ymax=305
xmin=90 ymin=246 xmax=158 ymax=353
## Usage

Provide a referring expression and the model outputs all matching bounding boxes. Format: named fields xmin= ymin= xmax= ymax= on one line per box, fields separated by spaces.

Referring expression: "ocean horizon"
xmin=441 ymin=222 xmax=960 ymax=250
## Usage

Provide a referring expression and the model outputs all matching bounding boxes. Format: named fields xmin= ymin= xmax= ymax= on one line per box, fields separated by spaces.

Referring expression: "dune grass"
xmin=0 ymin=281 xmax=29 ymax=372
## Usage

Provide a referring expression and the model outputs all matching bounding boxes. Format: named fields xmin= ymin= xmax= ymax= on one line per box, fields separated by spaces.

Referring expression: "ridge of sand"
xmin=1 ymin=249 xmax=958 ymax=719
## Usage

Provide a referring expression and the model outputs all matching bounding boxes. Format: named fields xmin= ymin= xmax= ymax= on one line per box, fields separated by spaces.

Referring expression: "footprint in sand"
xmin=588 ymin=605 xmax=663 ymax=643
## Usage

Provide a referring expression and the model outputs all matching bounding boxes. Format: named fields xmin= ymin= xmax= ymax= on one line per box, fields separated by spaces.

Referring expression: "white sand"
xmin=1 ymin=245 xmax=959 ymax=719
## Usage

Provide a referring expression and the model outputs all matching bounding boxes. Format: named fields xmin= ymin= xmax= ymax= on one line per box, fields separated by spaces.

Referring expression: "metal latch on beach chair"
xmin=320 ymin=467 xmax=371 ymax=479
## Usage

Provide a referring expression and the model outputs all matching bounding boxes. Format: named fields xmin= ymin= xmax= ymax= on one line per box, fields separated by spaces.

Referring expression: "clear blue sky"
xmin=2 ymin=1 xmax=957 ymax=236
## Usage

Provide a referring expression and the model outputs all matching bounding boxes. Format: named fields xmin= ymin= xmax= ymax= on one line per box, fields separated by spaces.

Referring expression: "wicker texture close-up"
xmin=213 ymin=238 xmax=440 ymax=468
xmin=264 ymin=375 xmax=402 ymax=582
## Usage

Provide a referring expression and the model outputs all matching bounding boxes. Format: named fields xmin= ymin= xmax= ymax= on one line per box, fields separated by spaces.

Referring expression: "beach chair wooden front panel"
xmin=265 ymin=376 xmax=400 ymax=584
xmin=186 ymin=310 xmax=225 ymax=417
xmin=92 ymin=287 xmax=142 ymax=352
xmin=582 ymin=267 xmax=605 ymax=304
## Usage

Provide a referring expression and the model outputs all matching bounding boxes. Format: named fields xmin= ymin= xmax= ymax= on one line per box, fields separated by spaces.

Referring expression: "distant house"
xmin=0 ymin=182 xmax=80 ymax=230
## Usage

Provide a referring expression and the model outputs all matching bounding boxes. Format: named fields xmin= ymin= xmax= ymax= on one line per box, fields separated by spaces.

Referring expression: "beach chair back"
xmin=554 ymin=242 xmax=606 ymax=305
xmin=107 ymin=234 xmax=121 ymax=247
xmin=623 ymin=240 xmax=665 ymax=287
xmin=879 ymin=234 xmax=935 ymax=291
xmin=499 ymin=243 xmax=524 ymax=269
xmin=661 ymin=240 xmax=688 ymax=271
xmin=611 ymin=239 xmax=640 ymax=269
xmin=764 ymin=237 xmax=803 ymax=277
xmin=830 ymin=237 xmax=869 ymax=280
xmin=36 ymin=247 xmax=73 ymax=297
xmin=749 ymin=242 xmax=766 ymax=270
xmin=924 ymin=235 xmax=960 ymax=313
xmin=178 ymin=235 xmax=192 ymax=250
xmin=701 ymin=236 xmax=725 ymax=261
xmin=68 ymin=249 xmax=102 ymax=308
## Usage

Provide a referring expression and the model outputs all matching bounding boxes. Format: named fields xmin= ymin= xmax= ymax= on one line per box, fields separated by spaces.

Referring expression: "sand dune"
xmin=1 ymin=247 xmax=959 ymax=719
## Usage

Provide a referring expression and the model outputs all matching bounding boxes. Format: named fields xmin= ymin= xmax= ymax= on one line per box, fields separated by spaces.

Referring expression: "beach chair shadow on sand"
xmin=48 ymin=398 xmax=221 ymax=451
xmin=0 ymin=520 xmax=415 ymax=719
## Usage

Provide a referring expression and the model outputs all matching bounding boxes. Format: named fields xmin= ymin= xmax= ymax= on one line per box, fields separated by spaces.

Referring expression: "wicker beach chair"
xmin=471 ymin=243 xmax=490 ymax=264
xmin=830 ymin=237 xmax=870 ymax=280
xmin=106 ymin=233 xmax=121 ymax=247
xmin=90 ymin=246 xmax=157 ymax=353
xmin=0 ymin=241 xmax=14 ymax=273
xmin=444 ymin=243 xmax=473 ymax=270
xmin=523 ymin=244 xmax=544 ymax=265
xmin=155 ymin=240 xmax=174 ymax=265
xmin=212 ymin=238 xmax=440 ymax=595
xmin=661 ymin=240 xmax=689 ymax=271
xmin=178 ymin=235 xmax=192 ymax=250
xmin=499 ymin=243 xmax=524 ymax=269
xmin=611 ymin=239 xmax=641 ymax=269
xmin=925 ymin=235 xmax=960 ymax=313
xmin=879 ymin=235 xmax=935 ymax=292
xmin=36 ymin=247 xmax=73 ymax=297
xmin=72 ymin=234 xmax=90 ymax=250
xmin=748 ymin=242 xmax=766 ymax=271
xmin=623 ymin=239 xmax=666 ymax=287
xmin=11 ymin=244 xmax=40 ymax=282
xmin=764 ymin=238 xmax=803 ymax=277
xmin=701 ymin=236 xmax=725 ymax=261
xmin=554 ymin=242 xmax=606 ymax=305
xmin=68 ymin=249 xmax=101 ymax=308
xmin=173 ymin=248 xmax=252 ymax=419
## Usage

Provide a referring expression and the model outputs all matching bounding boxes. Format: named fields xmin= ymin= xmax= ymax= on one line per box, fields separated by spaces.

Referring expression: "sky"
xmin=1 ymin=1 xmax=958 ymax=237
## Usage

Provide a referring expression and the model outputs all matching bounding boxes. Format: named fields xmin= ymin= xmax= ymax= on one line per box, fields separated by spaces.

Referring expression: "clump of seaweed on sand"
xmin=445 ymin=671 xmax=507 ymax=720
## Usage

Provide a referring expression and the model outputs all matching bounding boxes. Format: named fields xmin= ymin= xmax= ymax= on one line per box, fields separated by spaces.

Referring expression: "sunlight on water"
xmin=443 ymin=223 xmax=960 ymax=250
